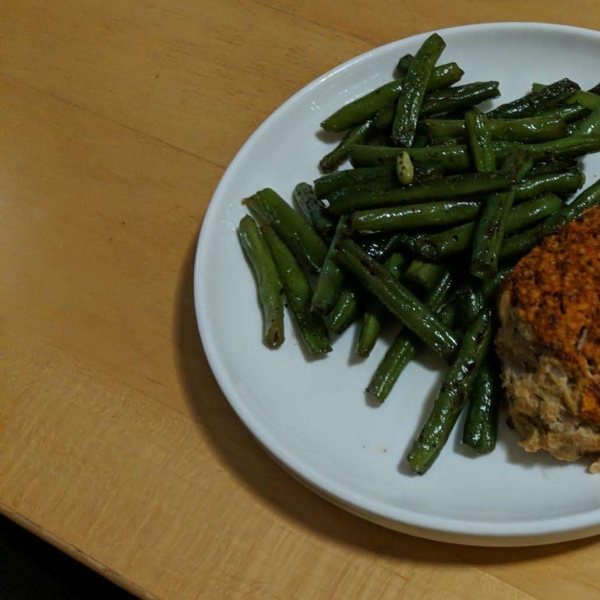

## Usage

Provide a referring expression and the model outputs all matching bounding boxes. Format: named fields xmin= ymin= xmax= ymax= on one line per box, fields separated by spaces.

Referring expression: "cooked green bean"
xmin=262 ymin=226 xmax=331 ymax=355
xmin=238 ymin=216 xmax=284 ymax=348
xmin=328 ymin=171 xmax=514 ymax=214
xmin=487 ymin=78 xmax=580 ymax=119
xmin=360 ymin=232 xmax=405 ymax=261
xmin=337 ymin=240 xmax=459 ymax=359
xmin=514 ymin=169 xmax=585 ymax=201
xmin=244 ymin=188 xmax=327 ymax=273
xmin=413 ymin=193 xmax=562 ymax=260
xmin=396 ymin=53 xmax=413 ymax=77
xmin=541 ymin=104 xmax=590 ymax=123
xmin=392 ymin=33 xmax=446 ymax=146
xmin=311 ymin=217 xmax=348 ymax=315
xmin=464 ymin=109 xmax=495 ymax=172
xmin=529 ymin=158 xmax=579 ymax=177
xmin=470 ymin=189 xmax=515 ymax=278
xmin=320 ymin=62 xmax=464 ymax=132
xmin=494 ymin=135 xmax=600 ymax=162
xmin=320 ymin=119 xmax=374 ymax=173
xmin=537 ymin=177 xmax=600 ymax=235
xmin=564 ymin=90 xmax=600 ymax=110
xmin=404 ymin=261 xmax=445 ymax=291
xmin=357 ymin=253 xmax=407 ymax=358
xmin=481 ymin=267 xmax=512 ymax=299
xmin=350 ymin=143 xmax=471 ymax=171
xmin=313 ymin=165 xmax=396 ymax=198
xmin=505 ymin=193 xmax=564 ymax=232
xmin=455 ymin=287 xmax=485 ymax=324
xmin=421 ymin=81 xmax=500 ymax=117
xmin=366 ymin=270 xmax=453 ymax=402
xmin=293 ymin=183 xmax=335 ymax=240
xmin=500 ymin=179 xmax=600 ymax=259
xmin=407 ymin=307 xmax=493 ymax=474
xmin=463 ymin=359 xmax=500 ymax=453
xmin=351 ymin=201 xmax=480 ymax=233
xmin=470 ymin=152 xmax=532 ymax=279
xmin=423 ymin=114 xmax=567 ymax=143
xmin=326 ymin=287 xmax=361 ymax=334
xmin=571 ymin=104 xmax=600 ymax=136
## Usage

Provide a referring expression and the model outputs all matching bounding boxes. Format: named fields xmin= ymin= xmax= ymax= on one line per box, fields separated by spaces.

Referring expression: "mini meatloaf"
xmin=496 ymin=205 xmax=600 ymax=472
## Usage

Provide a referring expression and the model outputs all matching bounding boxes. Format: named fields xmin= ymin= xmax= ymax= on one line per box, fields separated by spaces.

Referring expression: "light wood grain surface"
xmin=4 ymin=2 xmax=600 ymax=598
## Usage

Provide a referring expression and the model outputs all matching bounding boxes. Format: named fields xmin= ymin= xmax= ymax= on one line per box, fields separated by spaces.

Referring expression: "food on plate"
xmin=237 ymin=31 xmax=600 ymax=473
xmin=496 ymin=205 xmax=600 ymax=472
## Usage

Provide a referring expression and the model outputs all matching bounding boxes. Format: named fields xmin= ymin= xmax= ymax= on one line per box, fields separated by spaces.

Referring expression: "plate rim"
xmin=194 ymin=21 xmax=600 ymax=545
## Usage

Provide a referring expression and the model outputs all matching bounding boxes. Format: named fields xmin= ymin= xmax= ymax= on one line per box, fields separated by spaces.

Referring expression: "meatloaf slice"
xmin=496 ymin=205 xmax=600 ymax=472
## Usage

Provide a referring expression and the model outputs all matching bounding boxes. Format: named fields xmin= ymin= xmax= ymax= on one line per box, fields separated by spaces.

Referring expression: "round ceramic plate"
xmin=195 ymin=22 xmax=600 ymax=546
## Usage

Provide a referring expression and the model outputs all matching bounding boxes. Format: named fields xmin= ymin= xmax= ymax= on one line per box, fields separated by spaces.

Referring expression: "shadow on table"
xmin=175 ymin=232 xmax=599 ymax=567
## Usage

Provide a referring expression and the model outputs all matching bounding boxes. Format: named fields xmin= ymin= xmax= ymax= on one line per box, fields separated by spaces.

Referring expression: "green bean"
xmin=396 ymin=54 xmax=413 ymax=77
xmin=412 ymin=222 xmax=475 ymax=260
xmin=320 ymin=62 xmax=464 ymax=132
xmin=392 ymin=33 xmax=446 ymax=146
xmin=514 ymin=169 xmax=585 ymax=201
xmin=407 ymin=307 xmax=493 ymax=474
xmin=423 ymin=114 xmax=567 ymax=143
xmin=319 ymin=119 xmax=373 ymax=172
xmin=481 ymin=267 xmax=512 ymax=299
xmin=506 ymin=193 xmax=564 ymax=232
xmin=356 ymin=253 xmax=407 ymax=358
xmin=465 ymin=109 xmax=495 ymax=172
xmin=571 ymin=104 xmax=600 ymax=136
xmin=470 ymin=189 xmax=515 ymax=279
xmin=413 ymin=193 xmax=562 ymax=260
xmin=501 ymin=150 xmax=535 ymax=181
xmin=541 ymin=104 xmax=590 ymax=123
xmin=421 ymin=81 xmax=500 ymax=117
xmin=470 ymin=152 xmax=532 ymax=279
xmin=328 ymin=171 xmax=514 ymax=215
xmin=351 ymin=201 xmax=480 ymax=233
xmin=531 ymin=85 xmax=600 ymax=110
xmin=567 ymin=90 xmax=600 ymax=110
xmin=327 ymin=287 xmax=360 ymax=334
xmin=494 ymin=135 xmax=600 ymax=162
xmin=463 ymin=359 xmax=500 ymax=453
xmin=404 ymin=261 xmax=445 ymax=291
xmin=313 ymin=165 xmax=396 ymax=198
xmin=487 ymin=78 xmax=580 ymax=119
xmin=324 ymin=180 xmax=397 ymax=204
xmin=311 ymin=217 xmax=348 ymax=315
xmin=371 ymin=104 xmax=395 ymax=133
xmin=337 ymin=240 xmax=459 ymax=359
xmin=244 ymin=188 xmax=327 ymax=273
xmin=366 ymin=270 xmax=453 ymax=402
xmin=293 ymin=183 xmax=335 ymax=241
xmin=238 ymin=216 xmax=284 ymax=348
xmin=262 ymin=226 xmax=331 ymax=355
xmin=428 ymin=136 xmax=463 ymax=147
xmin=529 ymin=158 xmax=580 ymax=176
xmin=359 ymin=232 xmax=405 ymax=261
xmin=455 ymin=287 xmax=485 ymax=324
xmin=500 ymin=178 xmax=600 ymax=259
xmin=350 ymin=143 xmax=471 ymax=172
xmin=540 ymin=177 xmax=600 ymax=234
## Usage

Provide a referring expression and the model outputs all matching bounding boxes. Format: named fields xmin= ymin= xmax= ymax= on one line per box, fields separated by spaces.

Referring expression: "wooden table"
xmin=4 ymin=2 xmax=600 ymax=598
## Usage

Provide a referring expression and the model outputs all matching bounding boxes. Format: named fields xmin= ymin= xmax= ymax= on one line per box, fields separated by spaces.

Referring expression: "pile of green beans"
xmin=238 ymin=33 xmax=600 ymax=474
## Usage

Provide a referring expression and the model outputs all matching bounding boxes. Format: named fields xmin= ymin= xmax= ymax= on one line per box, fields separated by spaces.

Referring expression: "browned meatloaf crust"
xmin=496 ymin=205 xmax=600 ymax=472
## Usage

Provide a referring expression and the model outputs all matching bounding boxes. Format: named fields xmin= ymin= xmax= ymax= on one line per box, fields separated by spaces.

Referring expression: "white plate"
xmin=195 ymin=22 xmax=600 ymax=546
